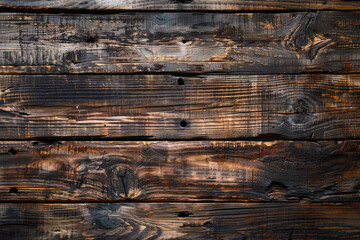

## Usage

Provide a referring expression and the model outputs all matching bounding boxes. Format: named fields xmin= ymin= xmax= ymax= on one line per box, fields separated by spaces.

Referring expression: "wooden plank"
xmin=0 ymin=202 xmax=359 ymax=239
xmin=0 ymin=74 xmax=359 ymax=140
xmin=0 ymin=12 xmax=359 ymax=74
xmin=1 ymin=0 xmax=360 ymax=11
xmin=1 ymin=140 xmax=359 ymax=201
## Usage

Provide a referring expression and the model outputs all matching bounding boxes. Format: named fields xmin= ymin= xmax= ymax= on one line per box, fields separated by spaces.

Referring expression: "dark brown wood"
xmin=0 ymin=74 xmax=359 ymax=140
xmin=0 ymin=12 xmax=359 ymax=74
xmin=0 ymin=0 xmax=360 ymax=11
xmin=0 ymin=202 xmax=359 ymax=239
xmin=1 ymin=140 xmax=359 ymax=201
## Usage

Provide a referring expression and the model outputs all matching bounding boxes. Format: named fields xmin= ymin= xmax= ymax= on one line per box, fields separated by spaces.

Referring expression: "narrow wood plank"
xmin=1 ymin=140 xmax=359 ymax=201
xmin=0 ymin=202 xmax=359 ymax=239
xmin=0 ymin=74 xmax=359 ymax=140
xmin=0 ymin=0 xmax=360 ymax=11
xmin=0 ymin=12 xmax=359 ymax=74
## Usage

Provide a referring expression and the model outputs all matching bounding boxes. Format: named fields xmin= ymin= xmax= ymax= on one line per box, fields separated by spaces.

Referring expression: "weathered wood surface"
xmin=0 ymin=203 xmax=360 ymax=239
xmin=1 ymin=0 xmax=360 ymax=11
xmin=0 ymin=140 xmax=360 ymax=201
xmin=0 ymin=12 xmax=360 ymax=74
xmin=0 ymin=74 xmax=359 ymax=140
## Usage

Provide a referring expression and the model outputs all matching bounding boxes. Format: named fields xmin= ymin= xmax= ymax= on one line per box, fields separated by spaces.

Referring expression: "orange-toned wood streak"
xmin=0 ymin=12 xmax=359 ymax=74
xmin=0 ymin=74 xmax=359 ymax=139
xmin=0 ymin=203 xmax=360 ymax=239
xmin=0 ymin=140 xmax=359 ymax=201
xmin=0 ymin=0 xmax=359 ymax=11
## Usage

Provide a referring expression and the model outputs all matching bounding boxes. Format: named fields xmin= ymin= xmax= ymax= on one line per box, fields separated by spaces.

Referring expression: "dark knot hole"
xmin=180 ymin=120 xmax=187 ymax=127
xmin=177 ymin=78 xmax=184 ymax=85
xmin=178 ymin=211 xmax=192 ymax=218
xmin=9 ymin=187 xmax=18 ymax=193
xmin=8 ymin=148 xmax=18 ymax=155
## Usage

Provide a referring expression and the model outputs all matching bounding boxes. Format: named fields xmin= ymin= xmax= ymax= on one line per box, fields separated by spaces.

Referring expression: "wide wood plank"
xmin=0 ymin=140 xmax=359 ymax=201
xmin=0 ymin=74 xmax=359 ymax=139
xmin=0 ymin=202 xmax=359 ymax=239
xmin=1 ymin=0 xmax=360 ymax=11
xmin=0 ymin=12 xmax=359 ymax=74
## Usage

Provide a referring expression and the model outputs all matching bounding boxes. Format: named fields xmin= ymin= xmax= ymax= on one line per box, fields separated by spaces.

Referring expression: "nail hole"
xmin=177 ymin=78 xmax=184 ymax=85
xmin=8 ymin=148 xmax=18 ymax=155
xmin=180 ymin=120 xmax=187 ymax=127
xmin=85 ymin=36 xmax=96 ymax=43
xmin=173 ymin=0 xmax=193 ymax=3
xmin=181 ymin=39 xmax=187 ymax=44
xmin=323 ymin=1 xmax=327 ymax=4
xmin=84 ymin=1 xmax=88 ymax=4
xmin=178 ymin=211 xmax=191 ymax=218
xmin=9 ymin=187 xmax=18 ymax=193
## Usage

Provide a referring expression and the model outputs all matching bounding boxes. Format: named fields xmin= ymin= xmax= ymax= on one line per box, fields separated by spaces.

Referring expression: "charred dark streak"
xmin=172 ymin=0 xmax=193 ymax=3
xmin=119 ymin=169 xmax=128 ymax=197
xmin=75 ymin=178 xmax=83 ymax=189
xmin=0 ymin=108 xmax=29 ymax=117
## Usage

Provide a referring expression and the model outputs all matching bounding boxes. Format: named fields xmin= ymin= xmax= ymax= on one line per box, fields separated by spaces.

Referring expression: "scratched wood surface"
xmin=0 ymin=12 xmax=359 ymax=74
xmin=0 ymin=140 xmax=360 ymax=201
xmin=1 ymin=0 xmax=360 ymax=11
xmin=0 ymin=203 xmax=360 ymax=239
xmin=0 ymin=74 xmax=359 ymax=140
xmin=1 ymin=0 xmax=360 ymax=239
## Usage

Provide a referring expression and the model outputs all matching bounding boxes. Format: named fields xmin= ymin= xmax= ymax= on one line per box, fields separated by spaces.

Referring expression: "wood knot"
xmin=294 ymin=99 xmax=307 ymax=114
xmin=285 ymin=12 xmax=333 ymax=60
xmin=295 ymin=34 xmax=309 ymax=48
xmin=94 ymin=215 xmax=125 ymax=229
xmin=266 ymin=181 xmax=287 ymax=200
xmin=285 ymin=98 xmax=313 ymax=125
xmin=107 ymin=166 xmax=138 ymax=199
xmin=286 ymin=13 xmax=316 ymax=51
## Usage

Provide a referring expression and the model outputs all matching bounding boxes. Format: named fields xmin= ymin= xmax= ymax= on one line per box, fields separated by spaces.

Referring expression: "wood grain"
xmin=1 ymin=140 xmax=360 ymax=201
xmin=0 ymin=0 xmax=360 ymax=11
xmin=0 ymin=202 xmax=359 ymax=239
xmin=0 ymin=74 xmax=359 ymax=140
xmin=0 ymin=12 xmax=359 ymax=74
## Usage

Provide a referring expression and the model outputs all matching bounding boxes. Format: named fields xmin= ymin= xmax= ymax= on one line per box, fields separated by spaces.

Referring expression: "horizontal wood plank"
xmin=0 ymin=202 xmax=359 ymax=239
xmin=0 ymin=0 xmax=360 ymax=11
xmin=0 ymin=140 xmax=359 ymax=201
xmin=0 ymin=74 xmax=359 ymax=139
xmin=0 ymin=12 xmax=359 ymax=74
